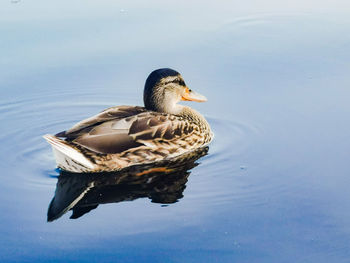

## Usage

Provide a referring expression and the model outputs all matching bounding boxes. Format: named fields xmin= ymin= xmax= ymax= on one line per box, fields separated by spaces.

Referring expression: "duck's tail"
xmin=43 ymin=134 xmax=95 ymax=173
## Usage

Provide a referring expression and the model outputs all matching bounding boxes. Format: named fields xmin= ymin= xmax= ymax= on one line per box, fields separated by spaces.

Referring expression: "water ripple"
xmin=0 ymin=92 xmax=120 ymax=189
xmin=0 ymin=92 xmax=262 ymax=204
xmin=202 ymin=116 xmax=261 ymax=172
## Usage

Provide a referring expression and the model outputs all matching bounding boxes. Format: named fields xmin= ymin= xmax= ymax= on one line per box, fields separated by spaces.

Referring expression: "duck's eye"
xmin=189 ymin=89 xmax=192 ymax=92
xmin=178 ymin=80 xmax=186 ymax=86
xmin=164 ymin=78 xmax=186 ymax=86
xmin=168 ymin=79 xmax=179 ymax=85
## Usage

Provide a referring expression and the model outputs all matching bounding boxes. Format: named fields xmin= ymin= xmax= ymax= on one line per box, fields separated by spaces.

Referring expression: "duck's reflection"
xmin=47 ymin=147 xmax=208 ymax=221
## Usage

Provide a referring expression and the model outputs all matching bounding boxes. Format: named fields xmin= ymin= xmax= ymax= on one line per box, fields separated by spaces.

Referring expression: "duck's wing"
xmin=71 ymin=112 xmax=198 ymax=154
xmin=57 ymin=106 xmax=146 ymax=140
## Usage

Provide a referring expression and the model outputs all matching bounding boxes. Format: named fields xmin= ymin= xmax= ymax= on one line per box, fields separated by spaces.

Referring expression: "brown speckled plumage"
xmin=44 ymin=68 xmax=213 ymax=172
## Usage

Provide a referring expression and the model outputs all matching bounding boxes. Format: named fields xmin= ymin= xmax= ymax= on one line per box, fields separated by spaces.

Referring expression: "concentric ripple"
xmin=0 ymin=90 xmax=136 ymax=189
xmin=0 ymin=90 xmax=259 ymax=194
xmin=203 ymin=116 xmax=261 ymax=172
xmin=183 ymin=116 xmax=266 ymax=208
xmin=0 ymin=90 xmax=288 ymax=213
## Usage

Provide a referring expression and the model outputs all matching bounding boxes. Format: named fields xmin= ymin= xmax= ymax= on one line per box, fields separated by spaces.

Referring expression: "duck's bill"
xmin=181 ymin=89 xmax=207 ymax=102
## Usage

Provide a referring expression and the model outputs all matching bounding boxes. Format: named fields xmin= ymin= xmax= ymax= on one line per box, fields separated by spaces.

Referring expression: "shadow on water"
xmin=47 ymin=147 xmax=209 ymax=222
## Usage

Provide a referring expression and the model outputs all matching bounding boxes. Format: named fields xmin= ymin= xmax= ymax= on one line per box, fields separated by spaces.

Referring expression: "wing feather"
xmin=62 ymin=109 xmax=200 ymax=155
xmin=57 ymin=106 xmax=146 ymax=139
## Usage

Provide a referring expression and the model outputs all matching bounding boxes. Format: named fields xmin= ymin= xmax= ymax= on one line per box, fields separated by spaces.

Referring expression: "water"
xmin=1 ymin=0 xmax=350 ymax=262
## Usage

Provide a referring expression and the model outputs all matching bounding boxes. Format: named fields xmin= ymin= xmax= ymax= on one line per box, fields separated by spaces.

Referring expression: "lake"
xmin=1 ymin=0 xmax=350 ymax=262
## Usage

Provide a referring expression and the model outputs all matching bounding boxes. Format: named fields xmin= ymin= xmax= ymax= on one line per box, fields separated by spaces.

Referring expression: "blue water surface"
xmin=1 ymin=0 xmax=350 ymax=262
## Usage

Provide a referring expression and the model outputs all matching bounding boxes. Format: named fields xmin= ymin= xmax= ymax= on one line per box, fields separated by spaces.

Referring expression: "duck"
xmin=43 ymin=68 xmax=213 ymax=173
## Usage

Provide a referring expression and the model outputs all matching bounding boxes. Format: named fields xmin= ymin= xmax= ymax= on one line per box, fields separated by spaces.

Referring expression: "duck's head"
xmin=144 ymin=68 xmax=207 ymax=114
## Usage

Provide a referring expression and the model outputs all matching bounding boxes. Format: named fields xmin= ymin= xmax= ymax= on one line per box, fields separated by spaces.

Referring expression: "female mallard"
xmin=44 ymin=68 xmax=213 ymax=173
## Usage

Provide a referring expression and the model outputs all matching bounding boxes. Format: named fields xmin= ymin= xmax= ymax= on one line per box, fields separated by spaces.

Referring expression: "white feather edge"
xmin=43 ymin=134 xmax=95 ymax=169
xmin=48 ymin=181 xmax=95 ymax=221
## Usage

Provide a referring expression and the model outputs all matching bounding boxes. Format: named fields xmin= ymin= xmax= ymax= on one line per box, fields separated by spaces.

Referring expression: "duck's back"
xmin=45 ymin=105 xmax=211 ymax=172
